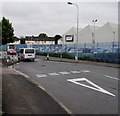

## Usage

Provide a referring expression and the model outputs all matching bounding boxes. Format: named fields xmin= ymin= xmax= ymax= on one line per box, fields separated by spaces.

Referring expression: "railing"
xmin=0 ymin=42 xmax=119 ymax=63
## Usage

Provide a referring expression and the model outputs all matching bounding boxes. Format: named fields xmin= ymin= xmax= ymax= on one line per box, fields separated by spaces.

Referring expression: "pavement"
xmin=0 ymin=63 xmax=2 ymax=114
xmin=2 ymin=64 xmax=70 ymax=115
xmin=36 ymin=55 xmax=119 ymax=68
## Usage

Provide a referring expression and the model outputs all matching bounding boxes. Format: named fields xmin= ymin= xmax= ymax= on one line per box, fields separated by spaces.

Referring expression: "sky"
xmin=1 ymin=0 xmax=119 ymax=37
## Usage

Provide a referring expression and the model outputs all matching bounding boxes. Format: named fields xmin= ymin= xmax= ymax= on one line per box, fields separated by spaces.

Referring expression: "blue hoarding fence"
xmin=0 ymin=42 xmax=119 ymax=63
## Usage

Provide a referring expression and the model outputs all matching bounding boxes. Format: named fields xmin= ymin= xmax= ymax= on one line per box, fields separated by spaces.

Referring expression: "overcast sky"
xmin=1 ymin=1 xmax=118 ymax=37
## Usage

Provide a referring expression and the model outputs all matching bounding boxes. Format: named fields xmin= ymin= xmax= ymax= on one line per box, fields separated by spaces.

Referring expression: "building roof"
xmin=25 ymin=36 xmax=55 ymax=41
xmin=79 ymin=25 xmax=100 ymax=33
xmin=64 ymin=27 xmax=83 ymax=35
xmin=109 ymin=22 xmax=118 ymax=30
xmin=64 ymin=22 xmax=117 ymax=35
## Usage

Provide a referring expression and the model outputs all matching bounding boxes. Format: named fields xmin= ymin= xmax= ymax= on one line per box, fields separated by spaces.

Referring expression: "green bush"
xmin=0 ymin=50 xmax=6 ymax=51
xmin=37 ymin=52 xmax=94 ymax=61
xmin=36 ymin=52 xmax=73 ymax=59
xmin=78 ymin=56 xmax=92 ymax=61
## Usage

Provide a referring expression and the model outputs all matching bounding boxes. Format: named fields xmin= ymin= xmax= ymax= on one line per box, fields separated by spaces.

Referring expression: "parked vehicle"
xmin=7 ymin=49 xmax=17 ymax=55
xmin=7 ymin=49 xmax=18 ymax=61
xmin=82 ymin=48 xmax=91 ymax=53
xmin=68 ymin=48 xmax=75 ymax=53
xmin=18 ymin=48 xmax=36 ymax=61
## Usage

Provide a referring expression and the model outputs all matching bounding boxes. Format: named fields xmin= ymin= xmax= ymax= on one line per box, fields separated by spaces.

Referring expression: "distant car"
xmin=68 ymin=49 xmax=75 ymax=53
xmin=82 ymin=48 xmax=91 ymax=53
xmin=7 ymin=49 xmax=17 ymax=55
xmin=102 ymin=49 xmax=111 ymax=53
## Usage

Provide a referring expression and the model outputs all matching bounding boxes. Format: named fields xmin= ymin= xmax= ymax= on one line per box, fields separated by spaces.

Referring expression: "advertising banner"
xmin=65 ymin=35 xmax=74 ymax=42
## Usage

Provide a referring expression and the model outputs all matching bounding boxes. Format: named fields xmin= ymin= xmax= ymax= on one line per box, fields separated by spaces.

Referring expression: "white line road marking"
xmin=36 ymin=70 xmax=90 ymax=78
xmin=59 ymin=71 xmax=70 ymax=75
xmin=91 ymin=72 xmax=118 ymax=81
xmin=36 ymin=74 xmax=47 ymax=78
xmin=80 ymin=70 xmax=90 ymax=73
xmin=67 ymin=78 xmax=115 ymax=97
xmin=104 ymin=75 xmax=119 ymax=80
xmin=48 ymin=73 xmax=59 ymax=76
xmin=70 ymin=71 xmax=81 ymax=74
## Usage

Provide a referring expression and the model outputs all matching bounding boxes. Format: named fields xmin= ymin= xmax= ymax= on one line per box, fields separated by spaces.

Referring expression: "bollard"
xmin=7 ymin=59 xmax=10 ymax=62
xmin=46 ymin=54 xmax=49 ymax=60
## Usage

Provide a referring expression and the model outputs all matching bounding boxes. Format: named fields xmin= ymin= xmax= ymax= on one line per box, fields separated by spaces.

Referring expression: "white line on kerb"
xmin=104 ymin=75 xmax=119 ymax=80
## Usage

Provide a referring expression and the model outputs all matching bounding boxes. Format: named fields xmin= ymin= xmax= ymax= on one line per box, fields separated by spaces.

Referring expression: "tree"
xmin=1 ymin=17 xmax=14 ymax=45
xmin=20 ymin=37 xmax=25 ymax=44
xmin=39 ymin=33 xmax=48 ymax=38
xmin=0 ymin=21 xmax=2 ymax=45
xmin=54 ymin=35 xmax=62 ymax=44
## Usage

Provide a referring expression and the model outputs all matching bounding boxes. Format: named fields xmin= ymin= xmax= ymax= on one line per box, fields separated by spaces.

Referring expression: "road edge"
xmin=9 ymin=66 xmax=73 ymax=115
xmin=36 ymin=55 xmax=119 ymax=68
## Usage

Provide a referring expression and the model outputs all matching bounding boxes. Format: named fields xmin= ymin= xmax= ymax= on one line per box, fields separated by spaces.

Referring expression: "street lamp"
xmin=112 ymin=31 xmax=115 ymax=52
xmin=67 ymin=2 xmax=79 ymax=61
xmin=92 ymin=19 xmax=97 ymax=49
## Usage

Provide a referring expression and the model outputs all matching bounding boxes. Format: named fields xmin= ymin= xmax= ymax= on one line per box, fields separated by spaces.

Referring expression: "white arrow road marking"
xmin=48 ymin=73 xmax=59 ymax=76
xmin=36 ymin=74 xmax=47 ymax=78
xmin=104 ymin=75 xmax=119 ymax=80
xmin=67 ymin=78 xmax=115 ymax=97
xmin=59 ymin=72 xmax=70 ymax=75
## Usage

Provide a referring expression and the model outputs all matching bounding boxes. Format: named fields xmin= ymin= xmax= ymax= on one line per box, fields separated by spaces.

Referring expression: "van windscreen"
xmin=25 ymin=49 xmax=34 ymax=54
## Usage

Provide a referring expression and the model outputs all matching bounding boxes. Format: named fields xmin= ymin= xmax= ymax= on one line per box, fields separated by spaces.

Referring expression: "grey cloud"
xmin=2 ymin=2 xmax=118 ymax=37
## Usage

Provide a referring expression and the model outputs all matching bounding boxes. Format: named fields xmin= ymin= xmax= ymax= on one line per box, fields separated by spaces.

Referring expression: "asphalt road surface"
xmin=13 ymin=58 xmax=119 ymax=114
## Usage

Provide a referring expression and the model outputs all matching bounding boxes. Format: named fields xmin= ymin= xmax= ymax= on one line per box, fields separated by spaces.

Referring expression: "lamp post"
xmin=112 ymin=31 xmax=115 ymax=52
xmin=68 ymin=2 xmax=79 ymax=61
xmin=92 ymin=19 xmax=97 ymax=50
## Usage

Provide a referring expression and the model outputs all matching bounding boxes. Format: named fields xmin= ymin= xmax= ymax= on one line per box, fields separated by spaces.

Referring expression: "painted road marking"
xmin=67 ymin=78 xmax=115 ymax=97
xmin=48 ymin=73 xmax=59 ymax=76
xmin=104 ymin=75 xmax=119 ymax=80
xmin=80 ymin=70 xmax=90 ymax=73
xmin=70 ymin=71 xmax=81 ymax=74
xmin=59 ymin=71 xmax=70 ymax=75
xmin=36 ymin=74 xmax=47 ymax=78
xmin=36 ymin=70 xmax=90 ymax=78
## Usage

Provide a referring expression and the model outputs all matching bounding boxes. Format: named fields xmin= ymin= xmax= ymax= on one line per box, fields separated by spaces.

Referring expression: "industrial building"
xmin=63 ymin=22 xmax=118 ymax=46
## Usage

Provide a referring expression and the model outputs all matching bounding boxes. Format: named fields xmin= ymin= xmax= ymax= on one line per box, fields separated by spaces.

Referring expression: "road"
xmin=13 ymin=58 xmax=118 ymax=114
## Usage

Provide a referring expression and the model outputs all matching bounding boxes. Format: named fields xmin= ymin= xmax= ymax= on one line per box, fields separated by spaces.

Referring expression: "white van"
xmin=18 ymin=48 xmax=36 ymax=61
